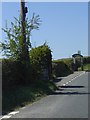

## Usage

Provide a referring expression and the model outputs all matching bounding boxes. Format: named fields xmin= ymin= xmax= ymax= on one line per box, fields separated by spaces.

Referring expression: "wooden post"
xmin=21 ymin=0 xmax=25 ymax=22
xmin=20 ymin=0 xmax=30 ymax=84
xmin=20 ymin=0 xmax=29 ymax=63
xmin=20 ymin=0 xmax=26 ymax=60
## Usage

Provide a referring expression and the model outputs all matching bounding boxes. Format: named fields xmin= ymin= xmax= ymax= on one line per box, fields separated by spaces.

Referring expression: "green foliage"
xmin=52 ymin=59 xmax=72 ymax=77
xmin=30 ymin=43 xmax=52 ymax=81
xmin=1 ymin=13 xmax=41 ymax=85
xmin=2 ymin=58 xmax=32 ymax=88
xmin=83 ymin=56 xmax=90 ymax=64
xmin=1 ymin=14 xmax=41 ymax=60
xmin=78 ymin=64 xmax=90 ymax=71
xmin=83 ymin=64 xmax=90 ymax=71
xmin=2 ymin=59 xmax=19 ymax=89
xmin=2 ymin=43 xmax=52 ymax=89
xmin=59 ymin=58 xmax=73 ymax=71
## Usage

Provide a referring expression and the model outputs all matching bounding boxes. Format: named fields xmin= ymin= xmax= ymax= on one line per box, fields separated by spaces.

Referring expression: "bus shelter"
xmin=72 ymin=54 xmax=83 ymax=71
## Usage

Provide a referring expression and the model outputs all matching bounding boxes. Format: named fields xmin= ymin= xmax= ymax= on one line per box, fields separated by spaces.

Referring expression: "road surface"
xmin=1 ymin=72 xmax=89 ymax=119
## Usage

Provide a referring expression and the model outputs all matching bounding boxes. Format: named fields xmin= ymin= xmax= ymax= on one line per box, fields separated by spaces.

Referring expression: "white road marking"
xmin=1 ymin=111 xmax=19 ymax=119
xmin=62 ymin=84 xmax=66 ymax=86
xmin=8 ymin=111 xmax=19 ymax=115
xmin=69 ymin=81 xmax=71 ymax=83
xmin=62 ymin=72 xmax=85 ymax=87
xmin=1 ymin=115 xmax=12 ymax=119
xmin=66 ymin=82 xmax=69 ymax=84
xmin=71 ymin=72 xmax=85 ymax=81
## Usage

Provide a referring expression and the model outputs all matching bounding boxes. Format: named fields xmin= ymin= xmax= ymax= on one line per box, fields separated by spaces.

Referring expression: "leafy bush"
xmin=52 ymin=60 xmax=73 ymax=77
xmin=30 ymin=43 xmax=52 ymax=81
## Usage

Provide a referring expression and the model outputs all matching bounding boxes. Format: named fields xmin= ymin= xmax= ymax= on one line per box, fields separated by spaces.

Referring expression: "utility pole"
xmin=20 ymin=0 xmax=29 ymax=63
xmin=20 ymin=0 xmax=30 ymax=84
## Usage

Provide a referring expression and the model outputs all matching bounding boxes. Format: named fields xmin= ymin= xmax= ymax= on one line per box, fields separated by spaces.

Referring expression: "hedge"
xmin=83 ymin=56 xmax=90 ymax=64
xmin=2 ymin=59 xmax=19 ymax=89
xmin=52 ymin=60 xmax=73 ymax=77
xmin=29 ymin=44 xmax=52 ymax=81
xmin=2 ymin=44 xmax=52 ymax=89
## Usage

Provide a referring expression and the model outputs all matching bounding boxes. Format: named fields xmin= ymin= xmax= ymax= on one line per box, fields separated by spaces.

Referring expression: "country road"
xmin=1 ymin=72 xmax=89 ymax=119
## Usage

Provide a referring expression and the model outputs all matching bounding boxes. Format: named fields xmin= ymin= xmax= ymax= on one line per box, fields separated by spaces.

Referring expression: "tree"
xmin=1 ymin=13 xmax=41 ymax=60
xmin=1 ymin=13 xmax=41 ymax=84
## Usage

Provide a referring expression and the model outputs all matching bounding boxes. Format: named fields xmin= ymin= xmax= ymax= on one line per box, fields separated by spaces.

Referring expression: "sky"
xmin=0 ymin=2 xmax=88 ymax=60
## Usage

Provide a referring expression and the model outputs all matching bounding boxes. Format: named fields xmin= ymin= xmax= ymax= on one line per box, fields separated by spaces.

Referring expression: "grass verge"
xmin=78 ymin=64 xmax=90 ymax=71
xmin=83 ymin=64 xmax=90 ymax=71
xmin=2 ymin=80 xmax=58 ymax=115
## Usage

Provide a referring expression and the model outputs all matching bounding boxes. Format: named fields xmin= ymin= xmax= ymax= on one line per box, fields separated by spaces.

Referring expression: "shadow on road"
xmin=53 ymin=78 xmax=62 ymax=83
xmin=52 ymin=91 xmax=90 ymax=95
xmin=51 ymin=85 xmax=89 ymax=95
xmin=58 ymin=85 xmax=85 ymax=88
